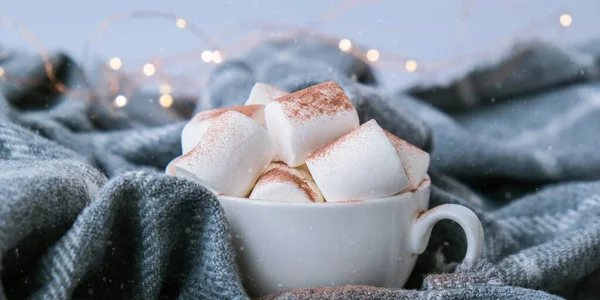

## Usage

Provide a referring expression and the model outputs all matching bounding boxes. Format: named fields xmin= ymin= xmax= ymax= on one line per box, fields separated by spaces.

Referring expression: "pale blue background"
xmin=2 ymin=0 xmax=599 ymax=89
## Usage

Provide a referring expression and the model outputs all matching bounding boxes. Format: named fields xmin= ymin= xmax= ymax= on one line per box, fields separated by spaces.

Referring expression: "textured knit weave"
xmin=1 ymin=38 xmax=600 ymax=299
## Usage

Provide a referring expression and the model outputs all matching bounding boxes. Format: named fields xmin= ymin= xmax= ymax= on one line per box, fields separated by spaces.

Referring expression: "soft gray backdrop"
xmin=2 ymin=0 xmax=599 ymax=88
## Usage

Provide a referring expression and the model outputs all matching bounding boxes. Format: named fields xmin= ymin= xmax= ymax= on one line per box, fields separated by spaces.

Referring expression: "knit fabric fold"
xmin=1 ymin=38 xmax=600 ymax=299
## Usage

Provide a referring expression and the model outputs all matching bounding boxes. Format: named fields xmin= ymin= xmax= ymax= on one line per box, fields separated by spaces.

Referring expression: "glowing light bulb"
xmin=114 ymin=95 xmax=127 ymax=107
xmin=201 ymin=50 xmax=213 ymax=63
xmin=366 ymin=49 xmax=380 ymax=62
xmin=109 ymin=57 xmax=122 ymax=70
xmin=559 ymin=14 xmax=572 ymax=27
xmin=405 ymin=60 xmax=418 ymax=72
xmin=160 ymin=83 xmax=172 ymax=94
xmin=143 ymin=63 xmax=156 ymax=76
xmin=159 ymin=94 xmax=174 ymax=108
xmin=338 ymin=39 xmax=352 ymax=52
xmin=212 ymin=51 xmax=223 ymax=64
xmin=176 ymin=18 xmax=187 ymax=29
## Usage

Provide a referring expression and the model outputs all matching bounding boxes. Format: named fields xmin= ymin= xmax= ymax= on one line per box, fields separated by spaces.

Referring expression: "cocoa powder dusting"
xmin=192 ymin=105 xmax=261 ymax=122
xmin=384 ymin=130 xmax=426 ymax=155
xmin=416 ymin=205 xmax=437 ymax=219
xmin=412 ymin=177 xmax=430 ymax=192
xmin=270 ymin=160 xmax=287 ymax=166
xmin=275 ymin=81 xmax=354 ymax=121
xmin=308 ymin=120 xmax=377 ymax=161
xmin=180 ymin=111 xmax=245 ymax=163
xmin=259 ymin=167 xmax=319 ymax=202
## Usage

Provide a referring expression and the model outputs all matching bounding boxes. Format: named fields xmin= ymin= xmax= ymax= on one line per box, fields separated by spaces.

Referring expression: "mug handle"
xmin=409 ymin=204 xmax=484 ymax=267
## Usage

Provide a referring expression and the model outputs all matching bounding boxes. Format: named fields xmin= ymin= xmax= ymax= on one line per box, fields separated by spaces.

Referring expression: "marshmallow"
xmin=385 ymin=131 xmax=430 ymax=191
xmin=264 ymin=81 xmax=359 ymax=167
xmin=172 ymin=111 xmax=276 ymax=197
xmin=306 ymin=120 xmax=409 ymax=202
xmin=245 ymin=82 xmax=289 ymax=105
xmin=181 ymin=105 xmax=265 ymax=154
xmin=165 ymin=157 xmax=178 ymax=175
xmin=250 ymin=162 xmax=324 ymax=203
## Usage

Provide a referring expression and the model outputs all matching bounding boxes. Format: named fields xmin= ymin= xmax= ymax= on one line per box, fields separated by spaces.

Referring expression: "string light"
xmin=201 ymin=50 xmax=213 ymax=63
xmin=212 ymin=51 xmax=223 ymax=64
xmin=0 ymin=7 xmax=577 ymax=110
xmin=143 ymin=63 xmax=156 ymax=76
xmin=338 ymin=39 xmax=352 ymax=52
xmin=114 ymin=95 xmax=128 ymax=107
xmin=108 ymin=57 xmax=122 ymax=70
xmin=366 ymin=49 xmax=379 ymax=62
xmin=159 ymin=94 xmax=173 ymax=108
xmin=405 ymin=60 xmax=418 ymax=72
xmin=559 ymin=13 xmax=572 ymax=27
xmin=176 ymin=18 xmax=187 ymax=29
xmin=160 ymin=83 xmax=172 ymax=94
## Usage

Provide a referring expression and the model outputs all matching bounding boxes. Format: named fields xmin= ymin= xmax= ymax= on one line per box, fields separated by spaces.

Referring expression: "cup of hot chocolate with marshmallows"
xmin=167 ymin=81 xmax=484 ymax=297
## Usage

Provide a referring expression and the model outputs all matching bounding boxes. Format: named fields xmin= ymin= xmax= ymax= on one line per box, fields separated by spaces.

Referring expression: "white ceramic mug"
xmin=218 ymin=178 xmax=484 ymax=297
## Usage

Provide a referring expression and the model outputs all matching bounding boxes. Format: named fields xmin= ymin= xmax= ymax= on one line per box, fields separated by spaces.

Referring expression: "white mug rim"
xmin=218 ymin=176 xmax=430 ymax=207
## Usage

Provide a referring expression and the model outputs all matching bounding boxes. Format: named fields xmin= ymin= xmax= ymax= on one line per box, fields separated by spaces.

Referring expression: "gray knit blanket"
xmin=1 ymin=38 xmax=600 ymax=299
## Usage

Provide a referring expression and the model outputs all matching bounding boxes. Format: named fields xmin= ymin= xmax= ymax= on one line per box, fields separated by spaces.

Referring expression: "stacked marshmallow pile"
xmin=167 ymin=81 xmax=430 ymax=203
